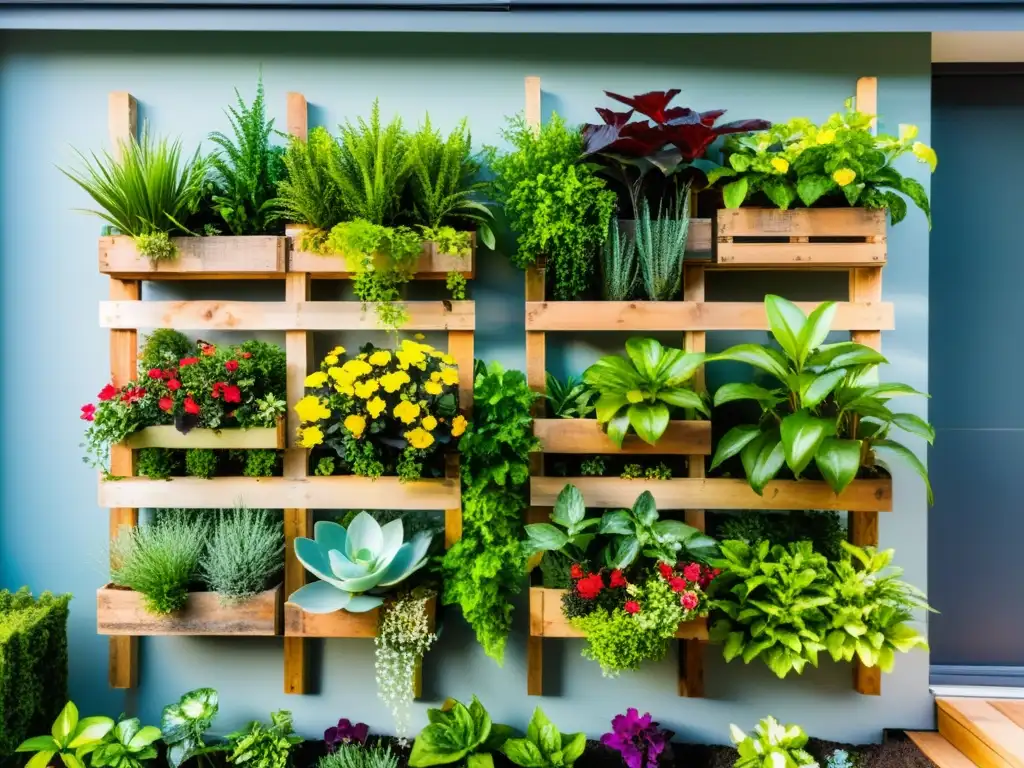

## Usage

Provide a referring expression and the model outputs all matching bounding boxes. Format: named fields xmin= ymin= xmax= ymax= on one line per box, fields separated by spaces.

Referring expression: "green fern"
xmin=600 ymin=218 xmax=638 ymax=300
xmin=277 ymin=126 xmax=345 ymax=231
xmin=635 ymin=186 xmax=690 ymax=301
xmin=332 ymin=100 xmax=410 ymax=226
xmin=208 ymin=76 xmax=285 ymax=235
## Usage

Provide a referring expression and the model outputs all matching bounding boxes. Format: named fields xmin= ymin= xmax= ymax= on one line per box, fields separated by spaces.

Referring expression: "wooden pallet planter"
xmin=122 ymin=417 xmax=286 ymax=450
xmin=97 ymin=583 xmax=282 ymax=636
xmin=99 ymin=235 xmax=288 ymax=279
xmin=714 ymin=208 xmax=886 ymax=268
xmin=533 ymin=419 xmax=710 ymax=455
xmin=284 ymin=594 xmax=437 ymax=638
xmin=529 ymin=587 xmax=707 ymax=640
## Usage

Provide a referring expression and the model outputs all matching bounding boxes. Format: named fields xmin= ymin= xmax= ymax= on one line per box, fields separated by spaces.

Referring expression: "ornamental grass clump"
xmin=318 ymin=744 xmax=399 ymax=768
xmin=201 ymin=507 xmax=283 ymax=605
xmin=295 ymin=340 xmax=464 ymax=481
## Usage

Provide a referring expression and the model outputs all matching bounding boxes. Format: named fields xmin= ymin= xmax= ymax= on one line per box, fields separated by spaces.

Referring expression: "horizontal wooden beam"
xmin=529 ymin=588 xmax=707 ymax=639
xmin=534 ymin=419 xmax=710 ymax=455
xmin=525 ymin=301 xmax=894 ymax=332
xmin=714 ymin=241 xmax=886 ymax=268
xmin=287 ymin=234 xmax=476 ymax=279
xmin=124 ymin=420 xmax=285 ymax=450
xmin=716 ymin=208 xmax=886 ymax=237
xmin=100 ymin=300 xmax=476 ymax=331
xmin=97 ymin=584 xmax=281 ymax=636
xmin=530 ymin=476 xmax=892 ymax=512
xmin=99 ymin=235 xmax=287 ymax=279
xmin=283 ymin=597 xmax=436 ymax=638
xmin=99 ymin=475 xmax=460 ymax=510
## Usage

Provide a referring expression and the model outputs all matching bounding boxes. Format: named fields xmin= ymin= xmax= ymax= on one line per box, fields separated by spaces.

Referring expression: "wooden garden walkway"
xmin=909 ymin=698 xmax=1024 ymax=768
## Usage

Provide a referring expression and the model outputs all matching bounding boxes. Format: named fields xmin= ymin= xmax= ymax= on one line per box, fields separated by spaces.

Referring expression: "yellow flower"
xmin=393 ymin=400 xmax=421 ymax=425
xmin=440 ymin=367 xmax=459 ymax=386
xmin=815 ymin=129 xmax=836 ymax=145
xmin=298 ymin=425 xmax=324 ymax=448
xmin=344 ymin=414 xmax=366 ymax=438
xmin=354 ymin=379 xmax=380 ymax=399
xmin=304 ymin=371 xmax=328 ymax=388
xmin=404 ymin=427 xmax=435 ymax=450
xmin=899 ymin=124 xmax=919 ymax=142
xmin=327 ymin=366 xmax=345 ymax=381
xmin=414 ymin=333 xmax=426 ymax=341
xmin=770 ymin=157 xmax=790 ymax=173
xmin=342 ymin=359 xmax=373 ymax=377
xmin=912 ymin=141 xmax=938 ymax=172
xmin=357 ymin=353 xmax=368 ymax=360
xmin=367 ymin=396 xmax=387 ymax=419
xmin=380 ymin=370 xmax=411 ymax=394
xmin=330 ymin=346 xmax=346 ymax=356
xmin=626 ymin=390 xmax=645 ymax=404
xmin=442 ymin=354 xmax=456 ymax=365
xmin=335 ymin=382 xmax=355 ymax=397
xmin=421 ymin=415 xmax=438 ymax=431
xmin=369 ymin=350 xmax=392 ymax=367
xmin=324 ymin=355 xmax=339 ymax=366
xmin=832 ymin=168 xmax=857 ymax=187
xmin=430 ymin=371 xmax=442 ymax=382
xmin=450 ymin=414 xmax=468 ymax=438
xmin=396 ymin=348 xmax=426 ymax=370
xmin=424 ymin=381 xmax=443 ymax=396
xmin=295 ymin=395 xmax=330 ymax=423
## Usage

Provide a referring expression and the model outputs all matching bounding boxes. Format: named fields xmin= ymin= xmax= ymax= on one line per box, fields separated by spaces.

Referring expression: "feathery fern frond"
xmin=276 ymin=126 xmax=346 ymax=231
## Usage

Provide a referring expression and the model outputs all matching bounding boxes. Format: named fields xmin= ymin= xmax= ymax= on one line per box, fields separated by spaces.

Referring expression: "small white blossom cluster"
xmin=374 ymin=594 xmax=437 ymax=737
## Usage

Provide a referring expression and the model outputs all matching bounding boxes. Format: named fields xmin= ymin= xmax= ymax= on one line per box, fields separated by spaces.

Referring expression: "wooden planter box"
xmin=284 ymin=594 xmax=437 ymax=638
xmin=714 ymin=208 xmax=886 ymax=268
xmin=123 ymin=417 xmax=285 ymax=450
xmin=287 ymin=226 xmax=475 ymax=279
xmin=99 ymin=235 xmax=287 ymax=279
xmin=98 ymin=475 xmax=461 ymax=510
xmin=530 ymin=476 xmax=892 ymax=512
xmin=97 ymin=583 xmax=281 ymax=636
xmin=529 ymin=587 xmax=707 ymax=640
xmin=533 ymin=419 xmax=710 ymax=456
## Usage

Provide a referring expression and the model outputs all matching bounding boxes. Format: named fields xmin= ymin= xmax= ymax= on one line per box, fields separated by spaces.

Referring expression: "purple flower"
xmin=324 ymin=718 xmax=369 ymax=751
xmin=601 ymin=709 xmax=674 ymax=768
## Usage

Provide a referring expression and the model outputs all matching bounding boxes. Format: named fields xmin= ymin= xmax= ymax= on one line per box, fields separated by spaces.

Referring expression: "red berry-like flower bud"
xmin=184 ymin=396 xmax=200 ymax=415
xmin=669 ymin=577 xmax=688 ymax=593
xmin=683 ymin=563 xmax=702 ymax=583
xmin=570 ymin=564 xmax=584 ymax=579
xmin=242 ymin=351 xmax=252 ymax=359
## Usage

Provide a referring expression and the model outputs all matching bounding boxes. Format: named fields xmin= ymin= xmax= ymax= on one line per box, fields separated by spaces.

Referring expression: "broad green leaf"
xmin=628 ymin=402 xmax=670 ymax=446
xmin=624 ymin=337 xmax=664 ymax=380
xmin=723 ymin=177 xmax=749 ymax=209
xmin=128 ymin=726 xmax=162 ymax=750
xmin=582 ymin=357 xmax=642 ymax=393
xmin=537 ymin=720 xmax=561 ymax=757
xmin=845 ymin=396 xmax=894 ymax=422
xmin=761 ymin=177 xmax=797 ymax=210
xmin=807 ymin=342 xmax=886 ymax=370
xmin=874 ymin=438 xmax=933 ymax=504
xmin=710 ymin=425 xmax=762 ymax=470
xmin=890 ymin=412 xmax=936 ymax=444
xmin=632 ymin=491 xmax=659 ymax=526
xmin=799 ymin=369 xmax=846 ymax=410
xmin=524 ymin=524 xmax=569 ymax=553
xmin=561 ymin=733 xmax=586 ymax=766
xmin=780 ymin=410 xmax=834 ymax=476
xmin=860 ymin=383 xmax=928 ymax=400
xmin=503 ymin=739 xmax=545 ymax=768
xmin=724 ymin=632 xmax=746 ymax=662
xmin=68 ymin=718 xmax=114 ymax=749
xmin=552 ymin=483 xmax=585 ymax=527
xmin=605 ymin=410 xmax=631 ymax=448
xmin=815 ymin=438 xmax=862 ymax=495
xmin=796 ymin=302 xmax=837 ymax=367
xmin=600 ymin=509 xmax=634 ymax=535
xmin=607 ymin=537 xmax=640 ymax=569
xmin=17 ymin=737 xmax=58 ymax=754
xmin=54 ymin=702 xmax=79 ymax=746
xmin=467 ymin=754 xmax=495 ymax=768
xmin=653 ymin=519 xmax=700 ymax=540
xmin=60 ymin=754 xmax=85 ymax=768
xmin=741 ymin=432 xmax=786 ymax=495
xmin=691 ymin=158 xmax=736 ymax=185
xmin=656 ymin=350 xmax=705 ymax=387
xmin=528 ymin=708 xmax=550 ymax=744
xmin=765 ymin=295 xmax=808 ymax=365
xmin=656 ymin=388 xmax=709 ymax=416
xmin=900 ymin=176 xmax=932 ymax=226
xmin=716 ymin=344 xmax=789 ymax=381
xmin=594 ymin=392 xmax=629 ymax=424
xmin=796 ymin=174 xmax=834 ymax=206
xmin=714 ymin=382 xmax=784 ymax=409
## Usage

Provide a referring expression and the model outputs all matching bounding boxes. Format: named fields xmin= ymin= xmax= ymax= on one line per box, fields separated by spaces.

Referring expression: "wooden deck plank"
xmin=938 ymin=698 xmax=1024 ymax=768
xmin=991 ymin=701 xmax=1024 ymax=732
xmin=908 ymin=731 xmax=982 ymax=768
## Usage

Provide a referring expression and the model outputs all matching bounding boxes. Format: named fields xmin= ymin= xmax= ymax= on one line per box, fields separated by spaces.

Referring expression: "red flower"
xmin=658 ymin=562 xmax=674 ymax=579
xmin=159 ymin=397 xmax=173 ymax=412
xmin=570 ymin=564 xmax=584 ymax=579
xmin=669 ymin=577 xmax=688 ymax=593
xmin=184 ymin=396 xmax=200 ymax=415
xmin=212 ymin=382 xmax=225 ymax=399
xmin=225 ymin=359 xmax=239 ymax=372
xmin=179 ymin=357 xmax=199 ymax=367
xmin=242 ymin=352 xmax=252 ymax=359
xmin=624 ymin=600 xmax=641 ymax=615
xmin=120 ymin=387 xmax=146 ymax=404
xmin=201 ymin=344 xmax=216 ymax=356
xmin=97 ymin=384 xmax=117 ymax=401
xmin=167 ymin=379 xmax=181 ymax=391
xmin=164 ymin=368 xmax=177 ymax=379
xmin=680 ymin=591 xmax=699 ymax=610
xmin=683 ymin=563 xmax=702 ymax=583
xmin=147 ymin=368 xmax=164 ymax=380
xmin=712 ymin=568 xmax=721 ymax=577
xmin=223 ymin=385 xmax=241 ymax=404
xmin=80 ymin=403 xmax=96 ymax=421
xmin=227 ymin=411 xmax=236 ymax=418
xmin=609 ymin=569 xmax=627 ymax=588
xmin=576 ymin=573 xmax=604 ymax=600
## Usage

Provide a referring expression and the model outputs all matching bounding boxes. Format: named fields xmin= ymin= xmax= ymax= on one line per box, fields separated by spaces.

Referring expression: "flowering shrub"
xmin=81 ymin=331 xmax=286 ymax=475
xmin=295 ymin=339 xmax=464 ymax=481
xmin=601 ymin=709 xmax=673 ymax=768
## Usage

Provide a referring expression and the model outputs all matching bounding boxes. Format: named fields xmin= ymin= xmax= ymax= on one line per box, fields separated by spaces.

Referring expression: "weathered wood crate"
xmin=97 ymin=583 xmax=281 ymax=636
xmin=529 ymin=587 xmax=707 ymax=640
xmin=714 ymin=208 xmax=887 ymax=267
xmin=533 ymin=419 xmax=710 ymax=456
xmin=283 ymin=594 xmax=437 ymax=638
xmin=123 ymin=417 xmax=286 ymax=450
xmin=99 ymin=235 xmax=287 ymax=278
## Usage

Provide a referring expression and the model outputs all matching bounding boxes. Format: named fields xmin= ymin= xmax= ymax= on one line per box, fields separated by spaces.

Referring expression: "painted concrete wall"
xmin=0 ymin=30 xmax=932 ymax=744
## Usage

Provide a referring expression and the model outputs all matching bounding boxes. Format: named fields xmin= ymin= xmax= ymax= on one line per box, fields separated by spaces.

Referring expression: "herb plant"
xmin=729 ymin=718 xmax=815 ymax=768
xmin=442 ymin=362 xmax=539 ymax=664
xmin=500 ymin=708 xmax=585 ymax=768
xmin=201 ymin=507 xmax=283 ymax=604
xmin=62 ymin=131 xmax=207 ymax=262
xmin=225 ymin=711 xmax=301 ymax=768
xmin=208 ymin=77 xmax=284 ymax=235
xmin=718 ymin=99 xmax=936 ymax=226
xmin=600 ymin=220 xmax=639 ymax=301
xmin=545 ymin=373 xmax=596 ymax=419
xmin=90 ymin=717 xmax=162 ymax=768
xmin=634 ymin=189 xmax=689 ymax=301
xmin=16 ymin=701 xmax=114 ymax=768
xmin=600 ymin=709 xmax=673 ymax=768
xmin=487 ymin=113 xmax=616 ymax=299
xmin=318 ymin=745 xmax=399 ymax=768
xmin=277 ymin=127 xmax=345 ymax=231
xmin=375 ymin=593 xmax=437 ymax=738
xmin=160 ymin=688 xmax=219 ymax=768
xmin=333 ymin=100 xmax=410 ymax=225
xmin=408 ymin=696 xmax=513 ymax=768
xmin=583 ymin=338 xmax=707 ymax=447
xmin=709 ymin=295 xmax=934 ymax=500
xmin=524 ymin=484 xmax=601 ymax=564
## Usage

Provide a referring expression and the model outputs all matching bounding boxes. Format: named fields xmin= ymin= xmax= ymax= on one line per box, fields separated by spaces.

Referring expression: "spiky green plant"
xmin=208 ymin=76 xmax=285 ymax=235
xmin=201 ymin=507 xmax=283 ymax=605
xmin=276 ymin=126 xmax=346 ymax=231
xmin=332 ymin=100 xmax=411 ymax=226
xmin=408 ymin=116 xmax=494 ymax=248
xmin=635 ymin=187 xmax=690 ymax=301
xmin=600 ymin=219 xmax=638 ymax=300
xmin=61 ymin=130 xmax=207 ymax=262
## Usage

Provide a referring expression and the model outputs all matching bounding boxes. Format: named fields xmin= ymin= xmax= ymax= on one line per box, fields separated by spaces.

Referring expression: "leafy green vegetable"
xmin=225 ymin=711 xmax=301 ymax=768
xmin=500 ymin=708 xmax=585 ymax=768
xmin=408 ymin=696 xmax=514 ymax=768
xmin=90 ymin=717 xmax=162 ymax=768
xmin=729 ymin=717 xmax=816 ymax=768
xmin=16 ymin=702 xmax=114 ymax=768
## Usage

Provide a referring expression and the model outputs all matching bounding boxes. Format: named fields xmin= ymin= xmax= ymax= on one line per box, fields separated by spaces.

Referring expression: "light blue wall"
xmin=0 ymin=31 xmax=932 ymax=745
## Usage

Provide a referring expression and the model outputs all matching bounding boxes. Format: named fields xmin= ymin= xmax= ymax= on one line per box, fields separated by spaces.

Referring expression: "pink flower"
xmin=97 ymin=384 xmax=117 ymax=401
xmin=683 ymin=563 xmax=702 ymax=583
xmin=80 ymin=404 xmax=96 ymax=421
xmin=669 ymin=577 xmax=688 ymax=593
xmin=680 ymin=591 xmax=699 ymax=610
xmin=147 ymin=368 xmax=164 ymax=380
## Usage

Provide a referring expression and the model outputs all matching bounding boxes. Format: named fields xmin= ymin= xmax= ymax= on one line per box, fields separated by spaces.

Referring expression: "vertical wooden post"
xmin=856 ymin=76 xmax=878 ymax=134
xmin=107 ymin=92 xmax=139 ymax=690
xmin=445 ymin=329 xmax=474 ymax=548
xmin=679 ymin=263 xmax=707 ymax=698
xmin=283 ymin=92 xmax=311 ymax=695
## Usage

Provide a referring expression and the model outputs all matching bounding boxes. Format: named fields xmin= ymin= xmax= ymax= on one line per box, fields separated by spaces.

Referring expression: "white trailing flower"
xmin=374 ymin=594 xmax=436 ymax=738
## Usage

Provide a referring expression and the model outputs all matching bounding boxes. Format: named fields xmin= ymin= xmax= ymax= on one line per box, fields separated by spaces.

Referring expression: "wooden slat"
xmin=991 ymin=701 xmax=1024 ymax=732
xmin=525 ymin=76 xmax=542 ymax=135
xmin=124 ymin=420 xmax=284 ymax=450
xmin=287 ymin=237 xmax=474 ymax=279
xmin=108 ymin=92 xmax=137 ymax=158
xmin=99 ymin=476 xmax=461 ymax=510
xmin=908 ymin=731 xmax=985 ymax=768
xmin=530 ymin=476 xmax=892 ymax=512
xmin=939 ymin=698 xmax=1024 ymax=768
xmin=444 ymin=453 xmax=462 ymax=549
xmin=99 ymin=235 xmax=287 ymax=279
xmin=448 ymin=328 xmax=475 ymax=415
xmin=100 ymin=299 xmax=476 ymax=331
xmin=529 ymin=588 xmax=707 ymax=640
xmin=286 ymin=92 xmax=308 ymax=142
xmin=715 ymin=241 xmax=886 ymax=268
xmin=98 ymin=584 xmax=281 ymax=636
xmin=525 ymin=300 xmax=893 ymax=332
xmin=533 ymin=418 xmax=710 ymax=455
xmin=856 ymin=76 xmax=878 ymax=135
xmin=284 ymin=596 xmax=436 ymax=638
xmin=527 ymin=589 xmax=544 ymax=696
xmin=939 ymin=709 xmax=1011 ymax=768
xmin=688 ymin=218 xmax=712 ymax=254
xmin=716 ymin=207 xmax=887 ymax=237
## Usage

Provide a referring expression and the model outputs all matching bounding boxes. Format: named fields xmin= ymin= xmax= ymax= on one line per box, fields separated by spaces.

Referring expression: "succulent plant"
xmin=289 ymin=513 xmax=432 ymax=613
